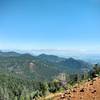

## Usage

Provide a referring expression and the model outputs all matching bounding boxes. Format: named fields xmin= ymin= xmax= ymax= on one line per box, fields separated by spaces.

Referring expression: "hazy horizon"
xmin=0 ymin=0 xmax=100 ymax=53
xmin=1 ymin=49 xmax=100 ymax=60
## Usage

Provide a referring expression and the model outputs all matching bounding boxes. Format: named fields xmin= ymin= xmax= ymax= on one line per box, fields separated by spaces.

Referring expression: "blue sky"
xmin=0 ymin=0 xmax=100 ymax=53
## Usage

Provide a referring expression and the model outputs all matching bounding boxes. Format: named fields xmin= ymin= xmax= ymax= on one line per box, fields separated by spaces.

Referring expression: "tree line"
xmin=0 ymin=64 xmax=100 ymax=100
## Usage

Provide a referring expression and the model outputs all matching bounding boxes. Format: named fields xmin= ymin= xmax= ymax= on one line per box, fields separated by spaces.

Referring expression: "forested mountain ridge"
xmin=0 ymin=51 xmax=91 ymax=81
xmin=0 ymin=51 xmax=21 ymax=57
xmin=0 ymin=51 xmax=100 ymax=100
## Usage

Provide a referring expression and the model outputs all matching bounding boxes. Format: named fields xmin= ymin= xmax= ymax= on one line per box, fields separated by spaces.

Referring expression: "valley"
xmin=0 ymin=51 xmax=100 ymax=100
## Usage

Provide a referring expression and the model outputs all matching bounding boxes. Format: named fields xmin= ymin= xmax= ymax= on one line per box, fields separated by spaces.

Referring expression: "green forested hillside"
xmin=0 ymin=51 xmax=100 ymax=100
xmin=0 ymin=63 xmax=100 ymax=100
xmin=0 ymin=52 xmax=91 ymax=81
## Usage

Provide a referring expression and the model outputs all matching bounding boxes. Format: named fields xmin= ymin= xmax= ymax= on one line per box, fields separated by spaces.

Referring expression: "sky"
xmin=0 ymin=0 xmax=100 ymax=54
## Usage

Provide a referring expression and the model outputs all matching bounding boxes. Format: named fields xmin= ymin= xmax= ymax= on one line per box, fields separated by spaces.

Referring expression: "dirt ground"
xmin=49 ymin=77 xmax=100 ymax=100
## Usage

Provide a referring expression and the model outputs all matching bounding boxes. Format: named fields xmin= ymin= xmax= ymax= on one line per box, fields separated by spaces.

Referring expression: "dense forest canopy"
xmin=0 ymin=51 xmax=100 ymax=100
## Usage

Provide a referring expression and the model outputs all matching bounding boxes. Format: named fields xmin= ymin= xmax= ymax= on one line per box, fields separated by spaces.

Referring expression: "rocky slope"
xmin=51 ymin=77 xmax=100 ymax=100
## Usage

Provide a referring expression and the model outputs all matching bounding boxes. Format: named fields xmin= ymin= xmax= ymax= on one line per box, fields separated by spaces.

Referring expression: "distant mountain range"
xmin=0 ymin=51 xmax=92 ymax=81
xmin=0 ymin=51 xmax=21 ymax=57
